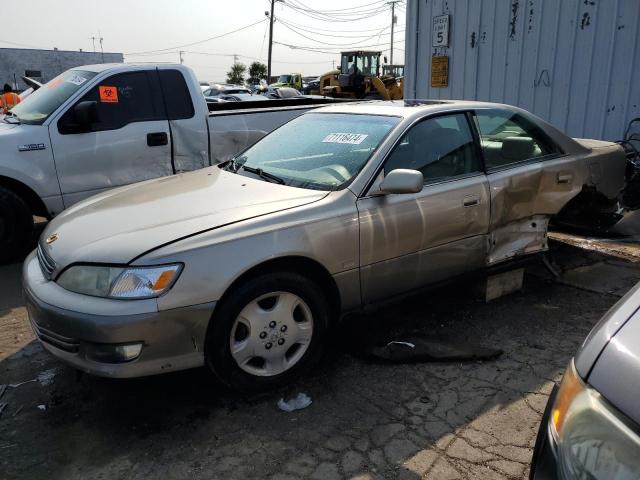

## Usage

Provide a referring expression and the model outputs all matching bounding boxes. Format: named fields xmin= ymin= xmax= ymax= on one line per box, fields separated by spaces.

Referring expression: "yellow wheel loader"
xmin=310 ymin=51 xmax=403 ymax=100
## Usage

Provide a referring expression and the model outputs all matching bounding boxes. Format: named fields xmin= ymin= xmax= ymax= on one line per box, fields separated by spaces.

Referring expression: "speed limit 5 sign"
xmin=433 ymin=15 xmax=450 ymax=47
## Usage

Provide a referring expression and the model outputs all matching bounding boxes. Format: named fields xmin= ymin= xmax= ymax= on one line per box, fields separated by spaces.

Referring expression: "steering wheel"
xmin=317 ymin=164 xmax=351 ymax=183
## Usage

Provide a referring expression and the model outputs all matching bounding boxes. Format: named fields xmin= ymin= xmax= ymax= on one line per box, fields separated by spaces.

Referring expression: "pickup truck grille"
xmin=37 ymin=243 xmax=56 ymax=280
xmin=30 ymin=319 xmax=79 ymax=353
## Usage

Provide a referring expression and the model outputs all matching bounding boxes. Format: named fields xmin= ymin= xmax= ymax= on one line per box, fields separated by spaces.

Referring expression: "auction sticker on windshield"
xmin=99 ymin=86 xmax=119 ymax=103
xmin=66 ymin=74 xmax=88 ymax=86
xmin=322 ymin=133 xmax=368 ymax=145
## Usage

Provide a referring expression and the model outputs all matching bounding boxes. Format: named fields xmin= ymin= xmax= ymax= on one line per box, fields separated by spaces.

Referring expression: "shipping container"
xmin=404 ymin=0 xmax=640 ymax=141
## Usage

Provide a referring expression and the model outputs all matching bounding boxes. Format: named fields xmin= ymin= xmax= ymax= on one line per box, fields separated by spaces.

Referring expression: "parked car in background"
xmin=219 ymin=93 xmax=269 ymax=102
xmin=262 ymin=86 xmax=303 ymax=99
xmin=199 ymin=81 xmax=210 ymax=92
xmin=203 ymin=84 xmax=251 ymax=100
xmin=530 ymin=282 xmax=640 ymax=479
xmin=0 ymin=63 xmax=341 ymax=262
xmin=24 ymin=100 xmax=627 ymax=391
xmin=304 ymin=77 xmax=320 ymax=95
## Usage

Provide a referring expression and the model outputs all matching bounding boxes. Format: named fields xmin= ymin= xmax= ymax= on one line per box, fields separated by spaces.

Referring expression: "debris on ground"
xmin=0 ymin=403 xmax=7 ymax=417
xmin=37 ymin=368 xmax=57 ymax=386
xmin=277 ymin=393 xmax=312 ymax=412
xmin=368 ymin=334 xmax=503 ymax=363
xmin=36 ymin=404 xmax=46 ymax=411
xmin=0 ymin=384 xmax=6 ymax=400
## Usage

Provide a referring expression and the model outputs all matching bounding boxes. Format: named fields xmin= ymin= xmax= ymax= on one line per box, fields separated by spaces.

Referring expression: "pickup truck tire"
xmin=205 ymin=272 xmax=329 ymax=392
xmin=0 ymin=186 xmax=34 ymax=264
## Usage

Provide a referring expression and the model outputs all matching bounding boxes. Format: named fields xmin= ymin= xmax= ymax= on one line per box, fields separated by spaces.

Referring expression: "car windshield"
xmin=278 ymin=75 xmax=292 ymax=83
xmin=11 ymin=70 xmax=97 ymax=125
xmin=227 ymin=113 xmax=400 ymax=191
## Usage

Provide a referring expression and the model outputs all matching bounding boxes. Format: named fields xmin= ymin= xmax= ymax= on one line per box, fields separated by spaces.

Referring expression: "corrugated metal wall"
xmin=404 ymin=0 xmax=640 ymax=141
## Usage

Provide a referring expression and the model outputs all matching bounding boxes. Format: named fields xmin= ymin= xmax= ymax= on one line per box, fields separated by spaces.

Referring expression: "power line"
xmin=275 ymin=17 xmax=398 ymax=33
xmin=278 ymin=18 xmax=393 ymax=39
xmin=278 ymin=19 xmax=390 ymax=47
xmin=282 ymin=0 xmax=390 ymax=22
xmin=125 ymin=19 xmax=267 ymax=56
xmin=273 ymin=39 xmax=404 ymax=54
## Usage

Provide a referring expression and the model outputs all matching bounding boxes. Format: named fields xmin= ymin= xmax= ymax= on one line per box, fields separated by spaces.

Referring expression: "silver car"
xmin=23 ymin=101 xmax=627 ymax=390
xmin=531 ymin=282 xmax=640 ymax=478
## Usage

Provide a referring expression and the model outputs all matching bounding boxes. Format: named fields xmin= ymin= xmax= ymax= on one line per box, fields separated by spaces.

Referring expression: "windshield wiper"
xmin=241 ymin=165 xmax=285 ymax=184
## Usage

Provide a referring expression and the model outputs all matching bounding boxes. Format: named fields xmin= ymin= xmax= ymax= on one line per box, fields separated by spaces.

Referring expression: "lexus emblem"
xmin=45 ymin=233 xmax=59 ymax=244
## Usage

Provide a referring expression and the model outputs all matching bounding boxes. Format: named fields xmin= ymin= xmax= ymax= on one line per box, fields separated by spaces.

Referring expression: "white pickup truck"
xmin=0 ymin=63 xmax=337 ymax=261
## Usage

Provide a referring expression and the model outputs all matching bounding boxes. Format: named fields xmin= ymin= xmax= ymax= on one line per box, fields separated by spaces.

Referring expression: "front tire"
xmin=205 ymin=272 xmax=330 ymax=391
xmin=0 ymin=186 xmax=34 ymax=264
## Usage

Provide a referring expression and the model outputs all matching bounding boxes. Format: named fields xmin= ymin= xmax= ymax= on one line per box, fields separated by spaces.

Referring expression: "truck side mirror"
xmin=73 ymin=101 xmax=99 ymax=127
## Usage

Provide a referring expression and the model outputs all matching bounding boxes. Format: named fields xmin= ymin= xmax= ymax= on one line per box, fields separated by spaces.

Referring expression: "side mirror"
xmin=384 ymin=56 xmax=388 ymax=64
xmin=71 ymin=101 xmax=99 ymax=132
xmin=379 ymin=169 xmax=423 ymax=194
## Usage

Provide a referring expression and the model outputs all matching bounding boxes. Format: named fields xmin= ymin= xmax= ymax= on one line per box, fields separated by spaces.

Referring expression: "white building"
xmin=404 ymin=0 xmax=640 ymax=141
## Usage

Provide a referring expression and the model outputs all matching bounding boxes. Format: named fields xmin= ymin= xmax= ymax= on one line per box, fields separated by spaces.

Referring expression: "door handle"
xmin=463 ymin=195 xmax=480 ymax=207
xmin=147 ymin=132 xmax=168 ymax=147
xmin=557 ymin=172 xmax=573 ymax=184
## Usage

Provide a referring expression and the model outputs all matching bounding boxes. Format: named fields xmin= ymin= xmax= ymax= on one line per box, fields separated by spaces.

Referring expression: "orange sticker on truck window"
xmin=99 ymin=86 xmax=118 ymax=103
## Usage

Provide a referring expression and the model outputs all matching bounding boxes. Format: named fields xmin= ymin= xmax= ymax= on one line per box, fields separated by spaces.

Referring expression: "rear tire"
xmin=205 ymin=271 xmax=330 ymax=392
xmin=0 ymin=186 xmax=34 ymax=264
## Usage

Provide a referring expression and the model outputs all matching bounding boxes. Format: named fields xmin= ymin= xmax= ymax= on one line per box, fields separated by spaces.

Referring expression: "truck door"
xmin=49 ymin=70 xmax=173 ymax=207
xmin=156 ymin=68 xmax=209 ymax=173
xmin=474 ymin=108 xmax=576 ymax=264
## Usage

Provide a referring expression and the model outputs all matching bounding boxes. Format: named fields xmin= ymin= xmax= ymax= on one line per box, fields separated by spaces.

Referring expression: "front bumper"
xmin=23 ymin=251 xmax=216 ymax=378
xmin=530 ymin=384 xmax=559 ymax=479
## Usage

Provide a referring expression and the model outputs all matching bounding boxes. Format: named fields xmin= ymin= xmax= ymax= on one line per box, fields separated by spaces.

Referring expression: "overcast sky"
xmin=1 ymin=0 xmax=406 ymax=81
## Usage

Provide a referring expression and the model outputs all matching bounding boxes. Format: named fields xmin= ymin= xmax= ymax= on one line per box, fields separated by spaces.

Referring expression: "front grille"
xmin=37 ymin=243 xmax=56 ymax=280
xmin=30 ymin=318 xmax=79 ymax=353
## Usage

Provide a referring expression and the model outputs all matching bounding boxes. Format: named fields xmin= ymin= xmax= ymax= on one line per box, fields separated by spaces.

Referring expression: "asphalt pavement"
xmin=1 ymin=239 xmax=640 ymax=480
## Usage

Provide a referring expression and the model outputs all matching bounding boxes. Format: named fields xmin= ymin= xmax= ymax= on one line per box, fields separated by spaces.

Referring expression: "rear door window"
xmin=158 ymin=70 xmax=195 ymax=120
xmin=474 ymin=109 xmax=561 ymax=170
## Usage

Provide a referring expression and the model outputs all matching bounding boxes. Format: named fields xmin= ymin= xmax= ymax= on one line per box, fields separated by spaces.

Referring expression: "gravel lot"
xmin=1 ymin=239 xmax=639 ymax=480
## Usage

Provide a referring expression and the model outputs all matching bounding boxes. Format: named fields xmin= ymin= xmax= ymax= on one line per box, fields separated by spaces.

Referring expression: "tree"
xmin=248 ymin=61 xmax=267 ymax=84
xmin=226 ymin=63 xmax=246 ymax=84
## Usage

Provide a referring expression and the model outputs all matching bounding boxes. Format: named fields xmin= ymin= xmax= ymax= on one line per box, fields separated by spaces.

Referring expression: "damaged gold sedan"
xmin=24 ymin=100 xmax=626 ymax=390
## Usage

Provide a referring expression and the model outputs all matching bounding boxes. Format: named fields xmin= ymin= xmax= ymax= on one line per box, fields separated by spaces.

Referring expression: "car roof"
xmin=313 ymin=99 xmax=522 ymax=119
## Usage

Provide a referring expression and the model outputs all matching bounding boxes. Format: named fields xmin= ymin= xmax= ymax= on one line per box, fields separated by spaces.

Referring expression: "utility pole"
xmin=179 ymin=51 xmax=185 ymax=64
xmin=89 ymin=36 xmax=96 ymax=53
xmin=233 ymin=53 xmax=239 ymax=65
xmin=267 ymin=0 xmax=276 ymax=81
xmin=99 ymin=32 xmax=104 ymax=63
xmin=387 ymin=1 xmax=400 ymax=65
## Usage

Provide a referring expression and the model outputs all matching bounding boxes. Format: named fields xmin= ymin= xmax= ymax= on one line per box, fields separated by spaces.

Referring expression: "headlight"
xmin=57 ymin=264 xmax=182 ymax=299
xmin=550 ymin=360 xmax=640 ymax=479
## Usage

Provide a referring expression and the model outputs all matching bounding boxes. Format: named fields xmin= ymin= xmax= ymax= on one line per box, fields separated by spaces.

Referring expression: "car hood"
xmin=587 ymin=306 xmax=640 ymax=425
xmin=41 ymin=167 xmax=328 ymax=268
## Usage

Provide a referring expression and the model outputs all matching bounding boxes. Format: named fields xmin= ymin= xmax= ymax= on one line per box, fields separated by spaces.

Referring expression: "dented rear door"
xmin=474 ymin=108 xmax=582 ymax=264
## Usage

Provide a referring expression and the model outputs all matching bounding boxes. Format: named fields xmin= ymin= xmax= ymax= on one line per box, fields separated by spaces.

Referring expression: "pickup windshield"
xmin=10 ymin=70 xmax=97 ymax=125
xmin=277 ymin=75 xmax=292 ymax=83
xmin=228 ymin=113 xmax=400 ymax=191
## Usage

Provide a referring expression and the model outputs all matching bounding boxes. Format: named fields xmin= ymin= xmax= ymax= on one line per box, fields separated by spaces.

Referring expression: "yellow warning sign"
xmin=431 ymin=56 xmax=449 ymax=88
xmin=99 ymin=86 xmax=119 ymax=103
